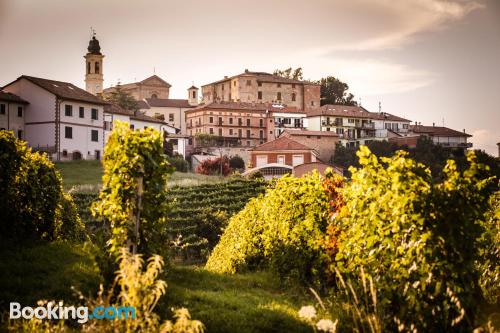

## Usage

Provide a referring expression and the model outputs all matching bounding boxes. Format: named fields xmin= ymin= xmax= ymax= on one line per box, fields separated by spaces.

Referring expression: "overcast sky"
xmin=0 ymin=0 xmax=499 ymax=155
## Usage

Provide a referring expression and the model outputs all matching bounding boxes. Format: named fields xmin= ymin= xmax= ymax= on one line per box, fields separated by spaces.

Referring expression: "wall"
xmin=250 ymin=150 xmax=313 ymax=167
xmin=0 ymin=102 xmax=25 ymax=138
xmin=284 ymin=133 xmax=338 ymax=162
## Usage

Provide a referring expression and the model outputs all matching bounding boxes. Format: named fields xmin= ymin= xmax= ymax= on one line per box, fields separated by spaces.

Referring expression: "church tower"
xmin=84 ymin=33 xmax=104 ymax=95
xmin=188 ymin=85 xmax=199 ymax=106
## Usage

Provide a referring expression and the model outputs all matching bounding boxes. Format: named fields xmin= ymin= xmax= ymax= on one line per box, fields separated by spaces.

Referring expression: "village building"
xmin=306 ymin=105 xmax=411 ymax=147
xmin=0 ymin=91 xmax=29 ymax=139
xmin=393 ymin=124 xmax=473 ymax=150
xmin=2 ymin=75 xmax=108 ymax=161
xmin=279 ymin=129 xmax=339 ymax=162
xmin=201 ymin=69 xmax=320 ymax=112
xmin=103 ymin=75 xmax=171 ymax=100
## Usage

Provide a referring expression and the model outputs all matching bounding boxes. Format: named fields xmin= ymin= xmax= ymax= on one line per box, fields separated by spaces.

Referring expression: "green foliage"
xmin=167 ymin=155 xmax=190 ymax=172
xmin=103 ymin=84 xmax=140 ymax=111
xmin=93 ymin=121 xmax=174 ymax=256
xmin=273 ymin=67 xmax=304 ymax=80
xmin=196 ymin=156 xmax=230 ymax=176
xmin=317 ymin=76 xmax=357 ymax=106
xmin=0 ymin=131 xmax=85 ymax=241
xmin=194 ymin=133 xmax=217 ymax=147
xmin=229 ymin=155 xmax=245 ymax=170
xmin=334 ymin=146 xmax=495 ymax=332
xmin=206 ymin=172 xmax=331 ymax=283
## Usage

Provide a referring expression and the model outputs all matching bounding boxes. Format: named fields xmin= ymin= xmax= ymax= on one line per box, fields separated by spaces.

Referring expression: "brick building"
xmin=280 ymin=130 xmax=339 ymax=162
xmin=201 ymin=69 xmax=320 ymax=111
xmin=249 ymin=136 xmax=317 ymax=168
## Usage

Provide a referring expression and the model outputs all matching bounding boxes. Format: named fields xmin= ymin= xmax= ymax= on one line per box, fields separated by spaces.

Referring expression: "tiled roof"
xmin=137 ymin=100 xmax=150 ymax=109
xmin=104 ymin=103 xmax=168 ymax=125
xmin=0 ymin=91 xmax=29 ymax=104
xmin=188 ymin=85 xmax=198 ymax=89
xmin=203 ymin=70 xmax=319 ymax=87
xmin=5 ymin=76 xmax=109 ymax=105
xmin=410 ymin=125 xmax=472 ymax=137
xmin=187 ymin=101 xmax=303 ymax=113
xmin=145 ymin=98 xmax=193 ymax=108
xmin=282 ymin=129 xmax=338 ymax=137
xmin=251 ymin=136 xmax=312 ymax=152
xmin=307 ymin=104 xmax=411 ymax=122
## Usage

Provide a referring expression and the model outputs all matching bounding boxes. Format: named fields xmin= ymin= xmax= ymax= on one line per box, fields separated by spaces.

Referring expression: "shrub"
xmin=229 ymin=155 xmax=245 ymax=170
xmin=206 ymin=172 xmax=332 ymax=283
xmin=0 ymin=131 xmax=85 ymax=242
xmin=196 ymin=156 xmax=230 ymax=176
xmin=167 ymin=155 xmax=189 ymax=172
xmin=93 ymin=121 xmax=173 ymax=256
xmin=334 ymin=146 xmax=495 ymax=332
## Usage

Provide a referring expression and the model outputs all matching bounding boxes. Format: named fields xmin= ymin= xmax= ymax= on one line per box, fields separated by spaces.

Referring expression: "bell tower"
xmin=188 ymin=85 xmax=199 ymax=106
xmin=84 ymin=31 xmax=104 ymax=95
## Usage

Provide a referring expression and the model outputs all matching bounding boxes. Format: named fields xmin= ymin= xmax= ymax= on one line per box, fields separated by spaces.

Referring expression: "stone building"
xmin=201 ymin=69 xmax=320 ymax=111
xmin=103 ymin=75 xmax=172 ymax=100
xmin=280 ymin=129 xmax=339 ymax=162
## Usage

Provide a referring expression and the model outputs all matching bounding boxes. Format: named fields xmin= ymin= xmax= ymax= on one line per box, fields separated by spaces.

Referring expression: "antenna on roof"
xmin=153 ymin=67 xmax=156 ymax=74
xmin=442 ymin=117 xmax=445 ymax=126
xmin=378 ymin=101 xmax=382 ymax=113
xmin=359 ymin=97 xmax=362 ymax=106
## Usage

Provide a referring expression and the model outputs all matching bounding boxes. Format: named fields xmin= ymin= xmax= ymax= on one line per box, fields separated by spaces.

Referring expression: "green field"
xmin=55 ymin=160 xmax=227 ymax=190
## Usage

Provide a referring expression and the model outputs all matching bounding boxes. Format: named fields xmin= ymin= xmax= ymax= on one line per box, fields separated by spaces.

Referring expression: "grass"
xmin=55 ymin=160 xmax=227 ymax=190
xmin=0 ymin=241 xmax=101 ymax=311
xmin=162 ymin=265 xmax=313 ymax=333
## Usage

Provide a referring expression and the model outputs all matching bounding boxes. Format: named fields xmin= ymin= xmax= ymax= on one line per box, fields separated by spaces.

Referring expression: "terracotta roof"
xmin=202 ymin=70 xmax=319 ymax=87
xmin=186 ymin=101 xmax=303 ymax=114
xmin=251 ymin=136 xmax=313 ymax=152
xmin=4 ymin=76 xmax=109 ymax=105
xmin=137 ymin=100 xmax=150 ymax=109
xmin=188 ymin=85 xmax=198 ymax=90
xmin=0 ymin=91 xmax=29 ymax=104
xmin=307 ymin=104 xmax=411 ymax=122
xmin=281 ymin=129 xmax=338 ymax=137
xmin=145 ymin=98 xmax=193 ymax=108
xmin=410 ymin=125 xmax=472 ymax=137
xmin=104 ymin=103 xmax=169 ymax=125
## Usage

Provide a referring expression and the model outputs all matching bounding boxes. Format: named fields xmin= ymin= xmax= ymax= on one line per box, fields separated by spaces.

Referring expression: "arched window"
xmin=87 ymin=62 xmax=91 ymax=74
xmin=95 ymin=61 xmax=100 ymax=74
xmin=151 ymin=94 xmax=158 ymax=99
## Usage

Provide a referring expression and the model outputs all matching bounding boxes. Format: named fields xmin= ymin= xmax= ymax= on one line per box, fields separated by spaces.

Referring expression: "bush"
xmin=333 ymin=146 xmax=496 ymax=332
xmin=167 ymin=155 xmax=189 ymax=172
xmin=0 ymin=131 xmax=85 ymax=242
xmin=206 ymin=172 xmax=332 ymax=283
xmin=93 ymin=121 xmax=173 ymax=256
xmin=196 ymin=156 xmax=230 ymax=176
xmin=229 ymin=155 xmax=245 ymax=170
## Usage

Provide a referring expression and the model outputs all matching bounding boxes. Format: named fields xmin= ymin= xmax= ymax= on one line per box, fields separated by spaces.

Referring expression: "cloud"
xmin=471 ymin=129 xmax=500 ymax=156
xmin=334 ymin=0 xmax=484 ymax=50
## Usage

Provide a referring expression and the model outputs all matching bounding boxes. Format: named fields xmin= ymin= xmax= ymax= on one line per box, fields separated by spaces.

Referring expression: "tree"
xmin=317 ymin=76 xmax=357 ymax=106
xmin=273 ymin=67 xmax=303 ymax=80
xmin=229 ymin=155 xmax=245 ymax=170
xmin=93 ymin=121 xmax=173 ymax=256
xmin=103 ymin=84 xmax=140 ymax=111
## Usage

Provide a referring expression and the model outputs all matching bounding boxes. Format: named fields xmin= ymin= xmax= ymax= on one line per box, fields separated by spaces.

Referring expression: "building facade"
xmin=103 ymin=75 xmax=171 ymax=100
xmin=0 ymin=91 xmax=29 ymax=139
xmin=306 ymin=105 xmax=411 ymax=147
xmin=84 ymin=35 xmax=104 ymax=95
xmin=201 ymin=69 xmax=320 ymax=111
xmin=280 ymin=130 xmax=339 ymax=162
xmin=3 ymin=76 xmax=108 ymax=161
xmin=408 ymin=125 xmax=473 ymax=149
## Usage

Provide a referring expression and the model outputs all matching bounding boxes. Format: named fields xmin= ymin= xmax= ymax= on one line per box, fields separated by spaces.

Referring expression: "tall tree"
xmin=103 ymin=84 xmax=140 ymax=111
xmin=318 ymin=76 xmax=357 ymax=106
xmin=273 ymin=67 xmax=303 ymax=80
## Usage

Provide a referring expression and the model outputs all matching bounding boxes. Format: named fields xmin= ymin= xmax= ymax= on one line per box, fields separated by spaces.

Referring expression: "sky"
xmin=0 ymin=0 xmax=499 ymax=155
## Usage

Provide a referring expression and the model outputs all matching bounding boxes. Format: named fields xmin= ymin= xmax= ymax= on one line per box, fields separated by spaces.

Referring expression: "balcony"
xmin=276 ymin=121 xmax=303 ymax=128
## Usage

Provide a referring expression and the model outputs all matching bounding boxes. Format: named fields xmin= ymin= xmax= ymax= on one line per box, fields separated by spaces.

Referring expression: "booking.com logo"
xmin=10 ymin=302 xmax=136 ymax=324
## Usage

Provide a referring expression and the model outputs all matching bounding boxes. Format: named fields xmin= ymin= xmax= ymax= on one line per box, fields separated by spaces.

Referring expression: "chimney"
xmin=463 ymin=129 xmax=465 ymax=133
xmin=433 ymin=122 xmax=435 ymax=127
xmin=245 ymin=69 xmax=249 ymax=73
xmin=224 ymin=76 xmax=228 ymax=79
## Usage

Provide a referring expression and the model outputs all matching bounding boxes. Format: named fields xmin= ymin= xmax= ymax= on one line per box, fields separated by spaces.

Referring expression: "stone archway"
xmin=72 ymin=151 xmax=82 ymax=160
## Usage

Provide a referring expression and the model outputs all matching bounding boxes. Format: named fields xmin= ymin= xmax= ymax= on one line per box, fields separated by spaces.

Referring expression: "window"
xmin=292 ymin=84 xmax=296 ymax=88
xmin=233 ymin=81 xmax=236 ymax=87
xmin=348 ymin=119 xmax=355 ymax=124
xmin=87 ymin=62 xmax=91 ymax=74
xmin=218 ymin=128 xmax=222 ymax=136
xmin=310 ymin=101 xmax=315 ymax=106
xmin=238 ymin=129 xmax=242 ymax=137
xmin=218 ymin=117 xmax=222 ymax=125
xmin=277 ymin=83 xmax=281 ymax=88
xmin=151 ymin=93 xmax=158 ymax=99
xmin=247 ymin=140 xmax=251 ymax=146
xmin=79 ymin=107 xmax=84 ymax=118
xmin=95 ymin=61 xmax=100 ymax=74
xmin=65 ymin=105 xmax=72 ymax=117
xmin=403 ymin=123 xmax=409 ymax=129
xmin=258 ymin=82 xmax=262 ymax=87
xmin=277 ymin=155 xmax=285 ymax=165
xmin=238 ymin=118 xmax=242 ymax=126
xmin=246 ymin=130 xmax=251 ymax=138
xmin=91 ymin=108 xmax=98 ymax=120
xmin=0 ymin=104 xmax=5 ymax=115
xmin=258 ymin=91 xmax=262 ymax=100
xmin=229 ymin=129 xmax=233 ymax=135
xmin=209 ymin=116 xmax=213 ymax=123
xmin=64 ymin=126 xmax=72 ymax=139
xmin=259 ymin=130 xmax=263 ymax=139
xmin=169 ymin=113 xmax=174 ymax=122
xmin=246 ymin=80 xmax=251 ymax=86
xmin=222 ymin=84 xmax=224 ymax=91
xmin=246 ymin=119 xmax=250 ymax=127
xmin=291 ymin=93 xmax=296 ymax=101
xmin=277 ymin=92 xmax=281 ymax=101
xmin=17 ymin=130 xmax=23 ymax=139
xmin=229 ymin=117 xmax=233 ymax=125
xmin=192 ymin=91 xmax=196 ymax=98
xmin=91 ymin=129 xmax=99 ymax=142
xmin=209 ymin=128 xmax=214 ymax=134
xmin=259 ymin=119 xmax=263 ymax=127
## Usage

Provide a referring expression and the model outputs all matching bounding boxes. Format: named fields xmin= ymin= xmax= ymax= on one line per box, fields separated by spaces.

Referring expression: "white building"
xmin=269 ymin=105 xmax=308 ymax=139
xmin=0 ymin=91 xmax=29 ymax=139
xmin=3 ymin=75 xmax=108 ymax=161
xmin=408 ymin=124 xmax=473 ymax=149
xmin=306 ymin=105 xmax=411 ymax=147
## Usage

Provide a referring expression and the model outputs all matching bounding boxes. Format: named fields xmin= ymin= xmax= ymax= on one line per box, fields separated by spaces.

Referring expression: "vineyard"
xmin=72 ymin=178 xmax=267 ymax=261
